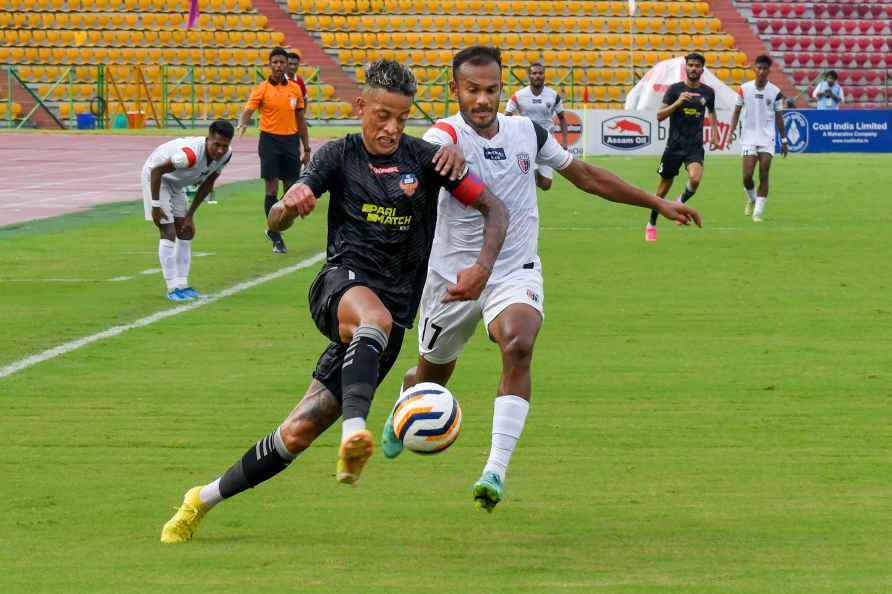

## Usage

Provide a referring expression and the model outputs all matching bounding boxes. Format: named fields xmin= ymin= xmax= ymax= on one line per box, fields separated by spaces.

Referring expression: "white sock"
xmin=174 ymin=238 xmax=192 ymax=289
xmin=199 ymin=477 xmax=223 ymax=508
xmin=745 ymin=187 xmax=756 ymax=202
xmin=754 ymin=196 xmax=767 ymax=218
xmin=483 ymin=395 xmax=530 ymax=482
xmin=341 ymin=417 xmax=366 ymax=442
xmin=158 ymin=239 xmax=177 ymax=291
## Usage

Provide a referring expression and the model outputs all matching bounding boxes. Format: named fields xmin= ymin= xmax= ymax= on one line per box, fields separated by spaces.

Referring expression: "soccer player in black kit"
xmin=160 ymin=60 xmax=508 ymax=543
xmin=646 ymin=53 xmax=719 ymax=242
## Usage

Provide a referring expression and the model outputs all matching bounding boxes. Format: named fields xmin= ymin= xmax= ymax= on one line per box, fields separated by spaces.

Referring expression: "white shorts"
xmin=534 ymin=163 xmax=554 ymax=180
xmin=417 ymin=267 xmax=544 ymax=364
xmin=741 ymin=144 xmax=775 ymax=157
xmin=142 ymin=168 xmax=186 ymax=225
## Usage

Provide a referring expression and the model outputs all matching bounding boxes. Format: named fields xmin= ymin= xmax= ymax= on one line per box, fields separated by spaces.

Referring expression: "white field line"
xmin=0 ymin=252 xmax=325 ymax=379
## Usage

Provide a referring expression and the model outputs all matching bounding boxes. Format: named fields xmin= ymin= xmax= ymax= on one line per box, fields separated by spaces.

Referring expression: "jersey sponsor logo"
xmin=601 ymin=116 xmax=652 ymax=151
xmin=399 ymin=173 xmax=418 ymax=197
xmin=483 ymin=147 xmax=507 ymax=160
xmin=361 ymin=203 xmax=412 ymax=229
xmin=782 ymin=111 xmax=809 ymax=152
xmin=683 ymin=107 xmax=702 ymax=116
xmin=516 ymin=151 xmax=531 ymax=174
xmin=532 ymin=98 xmax=543 ymax=104
xmin=368 ymin=164 xmax=400 ymax=175
xmin=526 ymin=289 xmax=540 ymax=303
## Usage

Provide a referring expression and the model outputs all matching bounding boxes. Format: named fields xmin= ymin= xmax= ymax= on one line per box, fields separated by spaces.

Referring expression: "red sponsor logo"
xmin=369 ymin=164 xmax=400 ymax=175
xmin=703 ymin=117 xmax=732 ymax=150
xmin=608 ymin=119 xmax=645 ymax=135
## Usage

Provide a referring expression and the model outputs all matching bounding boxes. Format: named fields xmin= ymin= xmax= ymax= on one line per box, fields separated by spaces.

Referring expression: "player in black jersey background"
xmin=646 ymin=53 xmax=720 ymax=242
xmin=160 ymin=60 xmax=508 ymax=543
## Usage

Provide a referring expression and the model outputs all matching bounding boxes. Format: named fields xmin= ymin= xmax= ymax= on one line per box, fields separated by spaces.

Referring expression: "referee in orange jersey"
xmin=238 ymin=47 xmax=311 ymax=254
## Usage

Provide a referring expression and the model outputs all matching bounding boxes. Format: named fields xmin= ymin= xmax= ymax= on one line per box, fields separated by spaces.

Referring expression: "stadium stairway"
xmin=708 ymin=0 xmax=800 ymax=103
xmin=0 ymin=75 xmax=61 ymax=128
xmin=251 ymin=0 xmax=361 ymax=106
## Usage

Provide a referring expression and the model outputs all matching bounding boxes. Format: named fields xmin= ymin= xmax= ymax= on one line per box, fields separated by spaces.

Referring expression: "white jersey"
xmin=736 ymin=80 xmax=784 ymax=147
xmin=142 ymin=137 xmax=232 ymax=190
xmin=504 ymin=86 xmax=563 ymax=132
xmin=423 ymin=113 xmax=573 ymax=283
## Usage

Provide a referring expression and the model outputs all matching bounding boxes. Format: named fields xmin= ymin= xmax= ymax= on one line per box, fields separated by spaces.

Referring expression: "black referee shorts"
xmin=258 ymin=131 xmax=300 ymax=181
xmin=657 ymin=146 xmax=705 ymax=180
xmin=307 ymin=264 xmax=406 ymax=401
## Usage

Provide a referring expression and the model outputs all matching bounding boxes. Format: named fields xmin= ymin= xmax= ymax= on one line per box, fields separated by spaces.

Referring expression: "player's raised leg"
xmin=753 ymin=152 xmax=773 ymax=222
xmin=473 ymin=303 xmax=541 ymax=512
xmin=160 ymin=380 xmax=341 ymax=543
xmin=742 ymin=153 xmax=758 ymax=216
xmin=333 ymin=286 xmax=393 ymax=484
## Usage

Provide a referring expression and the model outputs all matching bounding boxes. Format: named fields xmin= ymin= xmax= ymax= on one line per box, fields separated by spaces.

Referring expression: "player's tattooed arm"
xmin=559 ymin=159 xmax=702 ymax=227
xmin=268 ymin=183 xmax=317 ymax=231
xmin=444 ymin=187 xmax=508 ymax=303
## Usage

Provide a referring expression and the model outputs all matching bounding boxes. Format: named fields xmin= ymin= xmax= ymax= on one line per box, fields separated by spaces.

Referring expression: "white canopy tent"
xmin=624 ymin=57 xmax=740 ymax=112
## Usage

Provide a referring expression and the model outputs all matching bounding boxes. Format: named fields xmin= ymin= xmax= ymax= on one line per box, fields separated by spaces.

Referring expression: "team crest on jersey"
xmin=516 ymin=152 xmax=531 ymax=174
xmin=399 ymin=173 xmax=418 ymax=197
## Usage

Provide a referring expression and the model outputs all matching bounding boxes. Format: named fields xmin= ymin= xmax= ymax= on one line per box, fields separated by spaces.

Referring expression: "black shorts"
xmin=657 ymin=147 xmax=705 ymax=179
xmin=308 ymin=264 xmax=407 ymax=400
xmin=259 ymin=131 xmax=300 ymax=181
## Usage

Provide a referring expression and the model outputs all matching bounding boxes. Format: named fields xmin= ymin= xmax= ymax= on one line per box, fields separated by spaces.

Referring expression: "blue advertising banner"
xmin=781 ymin=110 xmax=892 ymax=153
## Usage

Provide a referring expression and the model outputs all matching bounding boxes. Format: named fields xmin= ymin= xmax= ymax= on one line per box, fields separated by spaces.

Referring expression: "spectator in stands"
xmin=238 ymin=47 xmax=311 ymax=254
xmin=812 ymin=70 xmax=844 ymax=110
xmin=286 ymin=51 xmax=308 ymax=101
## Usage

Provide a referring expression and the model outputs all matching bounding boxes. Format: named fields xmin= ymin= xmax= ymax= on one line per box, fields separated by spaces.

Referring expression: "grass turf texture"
xmin=2 ymin=155 xmax=891 ymax=593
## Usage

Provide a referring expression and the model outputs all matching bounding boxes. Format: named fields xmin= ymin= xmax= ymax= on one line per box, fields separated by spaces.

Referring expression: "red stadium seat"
xmin=750 ymin=3 xmax=765 ymax=18
xmin=755 ymin=20 xmax=770 ymax=34
xmin=829 ymin=21 xmax=842 ymax=35
xmin=863 ymin=70 xmax=879 ymax=84
xmin=870 ymin=38 xmax=885 ymax=52
xmin=843 ymin=21 xmax=857 ymax=35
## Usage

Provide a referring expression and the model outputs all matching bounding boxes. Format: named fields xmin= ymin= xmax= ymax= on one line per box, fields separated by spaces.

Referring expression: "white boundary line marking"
xmin=0 ymin=252 xmax=325 ymax=380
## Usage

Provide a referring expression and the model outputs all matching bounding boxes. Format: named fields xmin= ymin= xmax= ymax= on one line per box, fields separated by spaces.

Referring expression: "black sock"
xmin=264 ymin=194 xmax=277 ymax=217
xmin=649 ymin=209 xmax=659 ymax=226
xmin=341 ymin=325 xmax=388 ymax=422
xmin=680 ymin=184 xmax=696 ymax=203
xmin=218 ymin=428 xmax=295 ymax=499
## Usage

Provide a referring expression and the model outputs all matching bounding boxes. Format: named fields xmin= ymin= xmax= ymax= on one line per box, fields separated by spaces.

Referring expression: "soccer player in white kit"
xmin=728 ymin=54 xmax=789 ymax=222
xmin=142 ymin=120 xmax=233 ymax=301
xmin=504 ymin=62 xmax=569 ymax=191
xmin=380 ymin=46 xmax=701 ymax=512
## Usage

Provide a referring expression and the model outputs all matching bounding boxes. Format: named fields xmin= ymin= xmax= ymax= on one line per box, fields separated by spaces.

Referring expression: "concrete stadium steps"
xmin=252 ymin=0 xmax=360 ymax=106
xmin=708 ymin=0 xmax=800 ymax=104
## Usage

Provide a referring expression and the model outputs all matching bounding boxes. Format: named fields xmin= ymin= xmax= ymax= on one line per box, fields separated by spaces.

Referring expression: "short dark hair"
xmin=528 ymin=61 xmax=544 ymax=71
xmin=685 ymin=52 xmax=705 ymax=65
xmin=287 ymin=51 xmax=301 ymax=62
xmin=269 ymin=47 xmax=288 ymax=61
xmin=755 ymin=54 xmax=772 ymax=67
xmin=364 ymin=59 xmax=417 ymax=96
xmin=453 ymin=45 xmax=502 ymax=79
xmin=825 ymin=69 xmax=838 ymax=80
xmin=209 ymin=119 xmax=234 ymax=140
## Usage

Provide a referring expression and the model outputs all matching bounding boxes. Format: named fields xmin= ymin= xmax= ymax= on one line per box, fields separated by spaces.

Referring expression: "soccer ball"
xmin=391 ymin=382 xmax=462 ymax=454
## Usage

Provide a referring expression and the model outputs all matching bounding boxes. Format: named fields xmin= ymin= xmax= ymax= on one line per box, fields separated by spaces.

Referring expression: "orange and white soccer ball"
xmin=391 ymin=382 xmax=462 ymax=454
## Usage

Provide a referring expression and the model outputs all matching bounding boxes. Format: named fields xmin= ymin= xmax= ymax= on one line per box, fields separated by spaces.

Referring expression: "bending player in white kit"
xmin=504 ymin=61 xmax=569 ymax=191
xmin=380 ymin=46 xmax=701 ymax=512
xmin=728 ymin=54 xmax=788 ymax=222
xmin=142 ymin=120 xmax=233 ymax=301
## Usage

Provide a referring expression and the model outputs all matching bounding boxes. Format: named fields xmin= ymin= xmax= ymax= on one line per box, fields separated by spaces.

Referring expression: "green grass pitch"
xmin=1 ymin=153 xmax=891 ymax=593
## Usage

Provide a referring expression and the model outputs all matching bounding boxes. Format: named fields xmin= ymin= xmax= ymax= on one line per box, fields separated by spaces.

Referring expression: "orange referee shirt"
xmin=245 ymin=78 xmax=305 ymax=136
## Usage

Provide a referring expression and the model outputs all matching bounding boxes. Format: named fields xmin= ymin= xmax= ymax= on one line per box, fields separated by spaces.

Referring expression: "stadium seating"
xmin=1 ymin=0 xmax=352 ymax=124
xmin=288 ymin=0 xmax=750 ymax=112
xmin=736 ymin=0 xmax=892 ymax=108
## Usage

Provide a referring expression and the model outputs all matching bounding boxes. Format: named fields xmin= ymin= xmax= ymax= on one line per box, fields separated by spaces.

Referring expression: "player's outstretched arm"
xmin=268 ymin=182 xmax=317 ymax=232
xmin=559 ymin=159 xmax=702 ymax=227
xmin=444 ymin=187 xmax=509 ymax=303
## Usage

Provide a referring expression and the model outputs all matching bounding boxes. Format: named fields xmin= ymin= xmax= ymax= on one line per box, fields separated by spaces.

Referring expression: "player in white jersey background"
xmin=504 ymin=62 xmax=569 ymax=191
xmin=142 ymin=120 xmax=234 ymax=301
xmin=380 ymin=46 xmax=702 ymax=512
xmin=728 ymin=54 xmax=789 ymax=222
